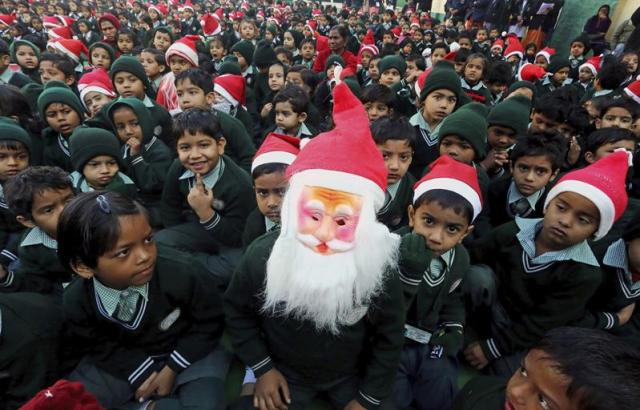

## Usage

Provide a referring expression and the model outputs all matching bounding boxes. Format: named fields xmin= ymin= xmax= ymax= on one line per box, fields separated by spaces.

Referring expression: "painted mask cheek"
xmin=335 ymin=216 xmax=359 ymax=242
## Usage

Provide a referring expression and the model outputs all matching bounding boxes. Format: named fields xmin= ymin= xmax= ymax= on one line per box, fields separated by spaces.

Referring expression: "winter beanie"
xmin=37 ymin=81 xmax=85 ymax=123
xmin=110 ymin=56 xmax=151 ymax=92
xmin=231 ymin=40 xmax=255 ymax=65
xmin=253 ymin=40 xmax=277 ymax=69
xmin=89 ymin=42 xmax=116 ymax=65
xmin=0 ymin=117 xmax=32 ymax=153
xmin=10 ymin=39 xmax=40 ymax=63
xmin=438 ymin=102 xmax=488 ymax=158
xmin=70 ymin=126 xmax=122 ymax=171
xmin=377 ymin=55 xmax=407 ymax=77
xmin=547 ymin=56 xmax=570 ymax=74
xmin=487 ymin=94 xmax=532 ymax=135
xmin=107 ymin=97 xmax=156 ymax=144
xmin=419 ymin=66 xmax=462 ymax=102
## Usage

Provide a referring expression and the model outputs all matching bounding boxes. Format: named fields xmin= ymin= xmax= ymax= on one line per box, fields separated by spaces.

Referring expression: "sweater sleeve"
xmin=160 ymin=159 xmax=188 ymax=228
xmin=126 ymin=143 xmax=174 ymax=194
xmin=220 ymin=114 xmax=256 ymax=173
xmin=0 ymin=246 xmax=58 ymax=294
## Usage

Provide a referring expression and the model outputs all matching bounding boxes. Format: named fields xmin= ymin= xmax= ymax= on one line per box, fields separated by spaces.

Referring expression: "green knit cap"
xmin=439 ymin=103 xmax=488 ymax=159
xmin=231 ymin=40 xmax=255 ymax=65
xmin=419 ymin=66 xmax=462 ymax=103
xmin=10 ymin=39 xmax=41 ymax=63
xmin=107 ymin=97 xmax=156 ymax=144
xmin=508 ymin=80 xmax=536 ymax=96
xmin=218 ymin=57 xmax=242 ymax=75
xmin=89 ymin=42 xmax=116 ymax=65
xmin=487 ymin=94 xmax=531 ymax=136
xmin=69 ymin=126 xmax=122 ymax=171
xmin=253 ymin=40 xmax=277 ymax=69
xmin=325 ymin=54 xmax=345 ymax=71
xmin=0 ymin=117 xmax=32 ymax=153
xmin=547 ymin=56 xmax=571 ymax=74
xmin=37 ymin=81 xmax=85 ymax=122
xmin=378 ymin=55 xmax=407 ymax=77
xmin=110 ymin=56 xmax=151 ymax=92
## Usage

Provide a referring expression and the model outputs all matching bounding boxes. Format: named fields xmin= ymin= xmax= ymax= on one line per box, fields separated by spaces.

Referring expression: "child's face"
xmin=168 ymin=55 xmax=193 ymax=75
xmin=487 ymin=125 xmax=517 ymax=151
xmin=113 ymin=72 xmax=146 ymax=99
xmin=44 ymin=103 xmax=81 ymax=136
xmin=283 ymin=32 xmax=296 ymax=50
xmin=176 ymin=78 xmax=209 ymax=110
xmin=83 ymin=91 xmax=114 ymax=117
xmin=276 ymin=52 xmax=292 ymax=66
xmin=489 ymin=29 xmax=499 ymax=39
xmin=525 ymin=47 xmax=536 ymax=58
xmin=431 ymin=48 xmax=447 ymax=65
xmin=140 ymin=51 xmax=163 ymax=78
xmin=265 ymin=31 xmax=275 ymax=42
xmin=83 ymin=155 xmax=119 ymax=189
xmin=458 ymin=37 xmax=472 ymax=50
xmin=402 ymin=43 xmax=413 ymax=55
xmin=39 ymin=60 xmax=70 ymax=85
xmin=153 ymin=32 xmax=172 ymax=52
xmin=534 ymin=55 xmax=548 ymax=70
xmin=464 ymin=58 xmax=484 ymax=83
xmin=19 ymin=187 xmax=74 ymax=238
xmin=117 ymin=35 xmax=134 ymax=54
xmin=233 ymin=51 xmax=248 ymax=69
xmin=111 ymin=106 xmax=143 ymax=143
xmin=488 ymin=82 xmax=507 ymax=97
xmin=275 ymin=101 xmax=305 ymax=134
xmin=91 ymin=213 xmax=156 ymax=289
xmin=454 ymin=60 xmax=465 ymax=75
xmin=540 ymin=192 xmax=599 ymax=249
xmin=552 ymin=67 xmax=570 ymax=85
xmin=377 ymin=139 xmax=413 ymax=185
xmin=364 ymin=101 xmax=391 ymax=122
xmin=413 ymin=31 xmax=423 ymax=42
xmin=578 ymin=67 xmax=594 ymax=83
xmin=423 ymin=89 xmax=457 ymax=124
xmin=570 ymin=42 xmax=585 ymax=57
xmin=15 ymin=45 xmax=38 ymax=69
xmin=0 ymin=145 xmax=29 ymax=182
xmin=301 ymin=43 xmax=315 ymax=60
xmin=209 ymin=41 xmax=226 ymax=60
xmin=360 ymin=50 xmax=373 ymax=70
xmin=622 ymin=53 xmax=639 ymax=74
xmin=254 ymin=171 xmax=287 ymax=223
xmin=240 ymin=22 xmax=255 ymax=40
xmin=408 ymin=200 xmax=473 ymax=256
xmin=177 ymin=132 xmax=225 ymax=175
xmin=507 ymin=55 xmax=521 ymax=66
xmin=286 ymin=71 xmax=304 ymax=87
xmin=597 ymin=107 xmax=635 ymax=130
xmin=476 ymin=30 xmax=487 ymax=42
xmin=379 ymin=68 xmax=401 ymax=87
xmin=511 ymin=155 xmax=557 ymax=197
xmin=585 ymin=139 xmax=636 ymax=164
xmin=382 ymin=33 xmax=394 ymax=44
xmin=530 ymin=111 xmax=560 ymax=134
xmin=90 ymin=47 xmax=112 ymax=70
xmin=439 ymin=135 xmax=475 ymax=165
xmin=268 ymin=65 xmax=286 ymax=91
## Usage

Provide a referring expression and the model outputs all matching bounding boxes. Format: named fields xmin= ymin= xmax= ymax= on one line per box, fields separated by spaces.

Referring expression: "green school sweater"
xmin=241 ymin=208 xmax=267 ymax=249
xmin=41 ymin=128 xmax=74 ymax=172
xmin=160 ymin=156 xmax=255 ymax=247
xmin=0 ymin=191 xmax=22 ymax=268
xmin=377 ymin=173 xmax=415 ymax=231
xmin=223 ymin=231 xmax=406 ymax=409
xmin=62 ymin=245 xmax=224 ymax=389
xmin=216 ymin=110 xmax=257 ymax=173
xmin=234 ymin=105 xmax=254 ymax=136
xmin=469 ymin=219 xmax=603 ymax=360
xmin=71 ymin=171 xmax=139 ymax=200
xmin=452 ymin=377 xmax=507 ymax=410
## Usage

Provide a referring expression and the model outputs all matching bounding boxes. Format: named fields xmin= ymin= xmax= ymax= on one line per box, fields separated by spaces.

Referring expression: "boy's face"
xmin=111 ymin=106 xmax=143 ymax=143
xmin=578 ymin=67 xmax=594 ymax=83
xmin=117 ymin=35 xmax=134 ymax=54
xmin=464 ymin=58 xmax=484 ymax=83
xmin=423 ymin=89 xmax=457 ymax=124
xmin=511 ymin=155 xmax=557 ymax=197
xmin=368 ymin=59 xmax=380 ymax=80
xmin=534 ymin=55 xmax=548 ymax=70
xmin=83 ymin=155 xmax=119 ymax=189
xmin=83 ymin=91 xmax=114 ymax=117
xmin=254 ymin=171 xmax=287 ymax=223
xmin=622 ymin=53 xmax=639 ymax=74
xmin=439 ymin=135 xmax=475 ymax=165
xmin=44 ymin=103 xmax=81 ymax=137
xmin=39 ymin=60 xmax=71 ymax=85
xmin=530 ymin=111 xmax=559 ymax=134
xmin=153 ymin=32 xmax=172 ymax=52
xmin=168 ymin=55 xmax=193 ymax=75
xmin=408 ymin=200 xmax=473 ymax=256
xmin=18 ymin=187 xmax=74 ymax=238
xmin=585 ymin=139 xmax=636 ymax=164
xmin=364 ymin=101 xmax=391 ymax=122
xmin=552 ymin=67 xmax=570 ymax=85
xmin=540 ymin=192 xmax=599 ymax=250
xmin=232 ymin=51 xmax=248 ymax=69
xmin=458 ymin=37 xmax=472 ymax=50
xmin=240 ymin=22 xmax=255 ymax=40
xmin=275 ymin=101 xmax=305 ymax=134
xmin=377 ymin=139 xmax=413 ymax=185
xmin=301 ymin=43 xmax=315 ymax=59
xmin=113 ymin=71 xmax=146 ymax=100
xmin=276 ymin=52 xmax=291 ymax=66
xmin=177 ymin=131 xmax=226 ymax=175
xmin=91 ymin=47 xmax=112 ymax=70
xmin=209 ymin=41 xmax=226 ymax=59
xmin=176 ymin=78 xmax=210 ymax=110
xmin=505 ymin=349 xmax=575 ymax=410
xmin=15 ymin=45 xmax=38 ymax=69
xmin=431 ymin=48 xmax=447 ymax=65
xmin=379 ymin=68 xmax=401 ymax=87
xmin=454 ymin=60 xmax=465 ymax=76
xmin=570 ymin=42 xmax=585 ymax=57
xmin=140 ymin=51 xmax=163 ymax=78
xmin=596 ymin=107 xmax=634 ymax=129
xmin=412 ymin=31 xmax=423 ymax=42
xmin=487 ymin=125 xmax=517 ymax=150
xmin=476 ymin=30 xmax=487 ymax=42
xmin=268 ymin=65 xmax=286 ymax=91
xmin=382 ymin=33 xmax=394 ymax=44
xmin=0 ymin=145 xmax=29 ymax=182
xmin=286 ymin=71 xmax=304 ymax=88
xmin=488 ymin=82 xmax=507 ymax=97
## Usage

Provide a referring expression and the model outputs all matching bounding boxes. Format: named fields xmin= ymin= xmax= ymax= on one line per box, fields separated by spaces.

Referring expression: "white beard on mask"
xmin=262 ymin=178 xmax=400 ymax=335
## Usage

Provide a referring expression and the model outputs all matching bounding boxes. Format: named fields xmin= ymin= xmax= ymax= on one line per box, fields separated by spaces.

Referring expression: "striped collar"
xmin=461 ymin=78 xmax=486 ymax=91
xmin=21 ymin=226 xmax=58 ymax=250
xmin=0 ymin=184 xmax=5 ymax=209
xmin=508 ymin=180 xmax=544 ymax=210
xmin=58 ymin=134 xmax=71 ymax=157
xmin=123 ymin=136 xmax=158 ymax=159
xmin=142 ymin=94 xmax=155 ymax=108
xmin=603 ymin=239 xmax=640 ymax=299
xmin=274 ymin=122 xmax=312 ymax=138
xmin=410 ymin=112 xmax=442 ymax=147
xmin=71 ymin=171 xmax=134 ymax=192
xmin=179 ymin=157 xmax=225 ymax=190
xmin=93 ymin=278 xmax=148 ymax=317
xmin=265 ymin=217 xmax=277 ymax=231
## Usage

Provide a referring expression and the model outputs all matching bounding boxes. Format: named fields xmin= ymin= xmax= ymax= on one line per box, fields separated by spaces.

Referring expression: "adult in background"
xmin=583 ymin=4 xmax=612 ymax=55
xmin=312 ymin=25 xmax=358 ymax=73
xmin=625 ymin=6 xmax=640 ymax=53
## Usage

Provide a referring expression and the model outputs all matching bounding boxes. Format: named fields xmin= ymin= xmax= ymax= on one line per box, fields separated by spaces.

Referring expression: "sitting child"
xmin=362 ymin=83 xmax=396 ymax=123
xmin=78 ymin=68 xmax=117 ymax=118
xmin=265 ymin=85 xmax=316 ymax=140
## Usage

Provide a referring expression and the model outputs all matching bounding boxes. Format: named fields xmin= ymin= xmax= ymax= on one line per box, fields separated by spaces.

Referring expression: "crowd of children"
xmin=1 ymin=0 xmax=640 ymax=409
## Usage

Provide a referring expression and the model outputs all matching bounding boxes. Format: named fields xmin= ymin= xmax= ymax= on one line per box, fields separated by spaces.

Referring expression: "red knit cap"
xmin=214 ymin=74 xmax=246 ymax=107
xmin=252 ymin=133 xmax=300 ymax=172
xmin=166 ymin=35 xmax=200 ymax=66
xmin=624 ymin=79 xmax=640 ymax=104
xmin=98 ymin=13 xmax=121 ymax=30
xmin=21 ymin=380 xmax=104 ymax=410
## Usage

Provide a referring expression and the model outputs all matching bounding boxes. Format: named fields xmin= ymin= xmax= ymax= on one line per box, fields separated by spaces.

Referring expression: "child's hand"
xmin=127 ymin=138 xmax=142 ymax=156
xmin=566 ymin=136 xmax=581 ymax=166
xmin=136 ymin=366 xmax=176 ymax=402
xmin=187 ymin=173 xmax=215 ymax=222
xmin=135 ymin=371 xmax=157 ymax=402
xmin=254 ymin=368 xmax=291 ymax=410
xmin=480 ymin=149 xmax=509 ymax=173
xmin=464 ymin=342 xmax=489 ymax=370
xmin=261 ymin=103 xmax=273 ymax=119
xmin=617 ymin=303 xmax=635 ymax=326
xmin=344 ymin=400 xmax=367 ymax=410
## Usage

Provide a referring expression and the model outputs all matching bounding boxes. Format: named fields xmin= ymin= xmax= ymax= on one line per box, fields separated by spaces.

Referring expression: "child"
xmin=239 ymin=19 xmax=257 ymax=43
xmin=68 ymin=127 xmax=138 ymax=199
xmin=231 ymin=40 xmax=256 ymax=88
xmin=409 ymin=65 xmax=462 ymax=178
xmin=487 ymin=133 xmax=564 ymax=227
xmin=60 ymin=191 xmax=227 ymax=409
xmin=620 ymin=51 xmax=639 ymax=88
xmin=283 ymin=30 xmax=303 ymax=64
xmin=464 ymin=151 xmax=630 ymax=375
xmin=259 ymin=62 xmax=287 ymax=125
xmin=362 ymin=83 xmax=396 ymax=122
xmin=108 ymin=97 xmax=174 ymax=226
xmin=274 ymin=47 xmax=293 ymax=66
xmin=0 ymin=39 xmax=32 ymax=88
xmin=88 ymin=42 xmax=116 ymax=71
xmin=2 ymin=166 xmax=74 ymax=294
xmin=242 ymin=133 xmax=300 ymax=248
xmin=529 ymin=95 xmax=564 ymax=134
xmin=38 ymin=52 xmax=77 ymax=87
xmin=378 ymin=55 xmax=406 ymax=88
xmin=157 ymin=35 xmax=200 ymax=115
xmin=299 ymin=38 xmax=316 ymax=69
xmin=535 ymin=56 xmax=571 ymax=98
xmin=116 ymin=28 xmax=137 ymax=56
xmin=568 ymin=33 xmax=590 ymax=81
xmin=267 ymin=85 xmax=315 ymax=139
xmin=139 ymin=47 xmax=167 ymax=92
xmin=583 ymin=128 xmax=637 ymax=164
xmin=572 ymin=56 xmax=597 ymax=99
xmin=78 ymin=68 xmax=117 ymax=118
xmin=485 ymin=60 xmax=512 ymax=104
xmin=151 ymin=26 xmax=174 ymax=53
xmin=372 ymin=116 xmax=416 ymax=231
xmin=395 ymin=155 xmax=481 ymax=410
xmin=472 ymin=28 xmax=491 ymax=56
xmin=430 ymin=43 xmax=449 ymax=67
xmin=10 ymin=39 xmax=40 ymax=83
xmin=203 ymin=36 xmax=227 ymax=75
xmin=367 ymin=55 xmax=382 ymax=84
xmin=594 ymin=97 xmax=637 ymax=130
xmin=37 ymin=82 xmax=85 ymax=172
xmin=212 ymin=72 xmax=254 ymax=134
xmin=461 ymin=53 xmax=493 ymax=105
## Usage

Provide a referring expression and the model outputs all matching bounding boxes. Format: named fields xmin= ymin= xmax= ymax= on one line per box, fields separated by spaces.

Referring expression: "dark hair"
xmin=329 ymin=24 xmax=350 ymax=41
xmin=40 ymin=52 xmax=76 ymax=77
xmin=207 ymin=35 xmax=226 ymax=50
xmin=413 ymin=189 xmax=474 ymax=224
xmin=380 ymin=43 xmax=399 ymax=56
xmin=371 ymin=116 xmax=415 ymax=146
xmin=531 ymin=327 xmax=640 ymax=410
xmin=300 ymin=38 xmax=315 ymax=49
xmin=287 ymin=65 xmax=318 ymax=90
xmin=141 ymin=47 xmax=166 ymax=67
xmin=57 ymin=191 xmax=148 ymax=269
xmin=600 ymin=97 xmax=638 ymax=120
xmin=269 ymin=61 xmax=288 ymax=76
xmin=0 ymin=85 xmax=44 ymax=134
xmin=361 ymin=83 xmax=396 ymax=107
xmin=406 ymin=54 xmax=426 ymax=71
xmin=465 ymin=52 xmax=488 ymax=77
xmin=585 ymin=128 xmax=636 ymax=154
xmin=454 ymin=48 xmax=470 ymax=63
xmin=117 ymin=28 xmax=138 ymax=45
xmin=0 ymin=39 xmax=8 ymax=57
xmin=172 ymin=107 xmax=222 ymax=143
xmin=252 ymin=162 xmax=287 ymax=180
xmin=511 ymin=133 xmax=566 ymax=171
xmin=274 ymin=46 xmax=293 ymax=63
xmin=272 ymin=84 xmax=309 ymax=114
xmin=457 ymin=31 xmax=472 ymax=43
xmin=174 ymin=68 xmax=214 ymax=94
xmin=597 ymin=61 xmax=629 ymax=90
xmin=432 ymin=42 xmax=450 ymax=54
xmin=533 ymin=96 xmax=565 ymax=124
xmin=5 ymin=166 xmax=72 ymax=218
xmin=486 ymin=60 xmax=512 ymax=85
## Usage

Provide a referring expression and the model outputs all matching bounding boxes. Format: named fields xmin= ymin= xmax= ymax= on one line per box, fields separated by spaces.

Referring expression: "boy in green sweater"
xmin=464 ymin=151 xmax=630 ymax=376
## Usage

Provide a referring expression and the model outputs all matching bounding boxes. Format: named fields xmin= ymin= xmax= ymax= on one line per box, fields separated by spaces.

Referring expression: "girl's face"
xmin=368 ymin=59 xmax=380 ymax=80
xmin=431 ymin=48 xmax=447 ymax=65
xmin=301 ymin=43 xmax=315 ymax=59
xmin=526 ymin=47 xmax=536 ymax=57
xmin=283 ymin=32 xmax=296 ymax=50
xmin=78 ymin=22 xmax=89 ymax=33
xmin=15 ymin=45 xmax=38 ymax=69
xmin=579 ymin=67 xmax=594 ymax=83
xmin=84 ymin=91 xmax=114 ymax=116
xmin=140 ymin=51 xmax=164 ymax=78
xmin=149 ymin=9 xmax=159 ymax=20
xmin=413 ymin=31 xmax=423 ymax=42
xmin=91 ymin=47 xmax=112 ymax=70
xmin=402 ymin=43 xmax=413 ymax=54
xmin=276 ymin=53 xmax=291 ymax=66
xmin=209 ymin=41 xmax=226 ymax=59
xmin=360 ymin=51 xmax=373 ymax=70
xmin=534 ymin=55 xmax=549 ymax=70
xmin=168 ymin=55 xmax=192 ymax=75
xmin=113 ymin=72 xmax=146 ymax=100
xmin=622 ymin=53 xmax=639 ymax=74
xmin=240 ymin=22 xmax=255 ymax=40
xmin=117 ymin=34 xmax=134 ymax=54
xmin=153 ymin=31 xmax=172 ymax=52
xmin=268 ymin=65 xmax=285 ymax=91
xmin=93 ymin=213 xmax=157 ymax=289
xmin=83 ymin=155 xmax=119 ymax=190
xmin=570 ymin=42 xmax=585 ymax=57
xmin=379 ymin=68 xmax=401 ymax=87
xmin=232 ymin=51 xmax=248 ymax=69
xmin=111 ymin=106 xmax=143 ymax=143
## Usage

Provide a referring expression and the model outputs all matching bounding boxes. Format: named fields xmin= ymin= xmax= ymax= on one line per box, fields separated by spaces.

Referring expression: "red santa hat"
xmin=148 ymin=3 xmax=168 ymax=17
xmin=579 ymin=54 xmax=603 ymax=77
xmin=49 ymin=26 xmax=73 ymax=39
xmin=200 ymin=13 xmax=221 ymax=36
xmin=305 ymin=19 xmax=317 ymax=33
xmin=49 ymin=39 xmax=88 ymax=64
xmin=410 ymin=17 xmax=420 ymax=29
xmin=311 ymin=8 xmax=322 ymax=17
xmin=241 ymin=2 xmax=250 ymax=11
xmin=179 ymin=0 xmax=194 ymax=12
xmin=444 ymin=51 xmax=457 ymax=62
xmin=623 ymin=79 xmax=640 ymax=104
xmin=544 ymin=151 xmax=630 ymax=240
xmin=286 ymin=82 xmax=388 ymax=208
xmin=391 ymin=26 xmax=401 ymax=39
xmin=78 ymin=68 xmax=116 ymax=107
xmin=413 ymin=155 xmax=483 ymax=222
xmin=56 ymin=15 xmax=75 ymax=27
xmin=491 ymin=38 xmax=504 ymax=51
xmin=252 ymin=133 xmax=300 ymax=172
xmin=535 ymin=46 xmax=556 ymax=64
xmin=213 ymin=7 xmax=224 ymax=21
xmin=414 ymin=67 xmax=432 ymax=97
xmin=0 ymin=14 xmax=15 ymax=27
xmin=362 ymin=29 xmax=375 ymax=46
xmin=214 ymin=74 xmax=246 ymax=107
xmin=504 ymin=35 xmax=524 ymax=60
xmin=257 ymin=10 xmax=266 ymax=19
xmin=165 ymin=35 xmax=200 ymax=66
xmin=43 ymin=15 xmax=61 ymax=29
xmin=518 ymin=63 xmax=546 ymax=82
xmin=20 ymin=380 xmax=104 ymax=410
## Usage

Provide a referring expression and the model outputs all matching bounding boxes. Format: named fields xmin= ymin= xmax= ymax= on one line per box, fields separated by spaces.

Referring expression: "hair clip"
xmin=96 ymin=195 xmax=111 ymax=214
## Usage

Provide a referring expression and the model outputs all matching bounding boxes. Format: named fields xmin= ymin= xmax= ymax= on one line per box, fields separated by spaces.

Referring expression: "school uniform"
xmin=63 ymin=245 xmax=228 ymax=409
xmin=570 ymin=80 xmax=593 ymax=101
xmin=0 ymin=67 xmax=33 ymax=88
xmin=472 ymin=41 xmax=491 ymax=56
xmin=534 ymin=75 xmax=566 ymax=98
xmin=0 ymin=185 xmax=22 ymax=271
xmin=568 ymin=55 xmax=585 ymax=81
xmin=487 ymin=176 xmax=547 ymax=227
xmin=70 ymin=170 xmax=138 ymax=200
xmin=452 ymin=376 xmax=507 ymax=410
xmin=180 ymin=17 xmax=201 ymax=36
xmin=261 ymin=122 xmax=318 ymax=145
xmin=223 ymin=231 xmax=406 ymax=409
xmin=241 ymin=208 xmax=279 ymax=249
xmin=234 ymin=105 xmax=255 ymax=136
xmin=409 ymin=112 xmax=443 ymax=179
xmin=377 ymin=173 xmax=415 ymax=231
xmin=461 ymin=78 xmax=493 ymax=106
xmin=41 ymin=129 xmax=75 ymax=172
xmin=215 ymin=110 xmax=257 ymax=172
xmin=242 ymin=65 xmax=257 ymax=89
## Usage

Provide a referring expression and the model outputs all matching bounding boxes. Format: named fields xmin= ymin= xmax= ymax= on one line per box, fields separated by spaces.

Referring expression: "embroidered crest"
xmin=159 ymin=308 xmax=181 ymax=331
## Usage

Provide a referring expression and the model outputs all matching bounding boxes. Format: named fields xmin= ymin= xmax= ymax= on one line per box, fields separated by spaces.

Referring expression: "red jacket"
xmin=312 ymin=49 xmax=358 ymax=73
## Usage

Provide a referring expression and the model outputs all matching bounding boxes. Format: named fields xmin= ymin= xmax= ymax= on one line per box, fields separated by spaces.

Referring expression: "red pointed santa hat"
xmin=213 ymin=7 xmax=224 ymax=21
xmin=43 ymin=15 xmax=61 ymax=29
xmin=624 ymin=79 xmax=640 ymax=104
xmin=410 ymin=17 xmax=420 ymax=28
xmin=0 ymin=14 xmax=14 ymax=27
xmin=286 ymin=82 xmax=388 ymax=208
xmin=518 ymin=63 xmax=546 ymax=82
xmin=20 ymin=380 xmax=103 ymax=410
xmin=413 ymin=155 xmax=483 ymax=222
xmin=49 ymin=39 xmax=88 ymax=63
xmin=165 ymin=35 xmax=200 ymax=66
xmin=49 ymin=26 xmax=73 ymax=40
xmin=305 ymin=19 xmax=317 ymax=33
xmin=579 ymin=54 xmax=603 ymax=77
xmin=504 ymin=35 xmax=524 ymax=60
xmin=491 ymin=38 xmax=504 ymax=51
xmin=311 ymin=8 xmax=322 ymax=17
xmin=78 ymin=68 xmax=116 ymax=108
xmin=241 ymin=2 xmax=250 ymax=11
xmin=362 ymin=29 xmax=375 ymax=46
xmin=414 ymin=67 xmax=432 ymax=97
xmin=214 ymin=74 xmax=246 ymax=107
xmin=252 ymin=133 xmax=300 ymax=172
xmin=56 ymin=15 xmax=75 ymax=27
xmin=391 ymin=26 xmax=401 ymax=39
xmin=257 ymin=9 xmax=266 ymax=19
xmin=535 ymin=46 xmax=556 ymax=64
xmin=544 ymin=150 xmax=630 ymax=240
xmin=148 ymin=3 xmax=168 ymax=16
xmin=179 ymin=0 xmax=194 ymax=12
xmin=200 ymin=13 xmax=221 ymax=36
